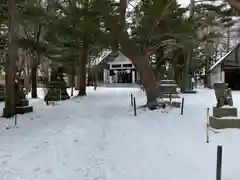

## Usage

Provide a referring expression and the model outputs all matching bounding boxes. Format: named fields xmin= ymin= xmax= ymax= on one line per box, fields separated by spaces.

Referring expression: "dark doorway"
xmin=118 ymin=71 xmax=132 ymax=83
xmin=225 ymin=70 xmax=240 ymax=90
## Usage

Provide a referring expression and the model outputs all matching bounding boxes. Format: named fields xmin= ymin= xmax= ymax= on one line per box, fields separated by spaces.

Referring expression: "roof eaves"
xmin=209 ymin=48 xmax=234 ymax=72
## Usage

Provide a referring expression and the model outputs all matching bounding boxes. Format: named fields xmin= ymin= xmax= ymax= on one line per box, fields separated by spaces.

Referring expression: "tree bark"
xmin=227 ymin=0 xmax=240 ymax=13
xmin=126 ymin=53 xmax=158 ymax=109
xmin=121 ymin=43 xmax=158 ymax=109
xmin=97 ymin=0 xmax=158 ymax=109
xmin=3 ymin=0 xmax=17 ymax=118
xmin=30 ymin=24 xmax=42 ymax=98
xmin=78 ymin=35 xmax=88 ymax=96
xmin=31 ymin=52 xmax=41 ymax=98
xmin=181 ymin=51 xmax=190 ymax=92
xmin=204 ymin=56 xmax=211 ymax=88
xmin=31 ymin=64 xmax=37 ymax=98
xmin=119 ymin=0 xmax=158 ymax=109
xmin=75 ymin=66 xmax=80 ymax=90
xmin=71 ymin=61 xmax=75 ymax=96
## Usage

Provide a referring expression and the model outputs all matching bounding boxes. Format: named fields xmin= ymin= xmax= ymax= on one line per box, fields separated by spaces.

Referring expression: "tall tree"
xmin=94 ymin=0 xmax=178 ymax=109
xmin=19 ymin=0 xmax=47 ymax=98
xmin=3 ymin=0 xmax=18 ymax=118
xmin=44 ymin=0 xmax=107 ymax=96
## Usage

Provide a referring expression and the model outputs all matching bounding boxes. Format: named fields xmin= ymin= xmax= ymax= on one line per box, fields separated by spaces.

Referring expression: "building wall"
xmin=103 ymin=54 xmax=138 ymax=84
xmin=210 ymin=65 xmax=225 ymax=88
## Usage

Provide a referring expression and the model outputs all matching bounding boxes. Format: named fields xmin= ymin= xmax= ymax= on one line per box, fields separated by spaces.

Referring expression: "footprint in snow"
xmin=46 ymin=168 xmax=52 ymax=174
xmin=34 ymin=167 xmax=40 ymax=172
xmin=1 ymin=160 xmax=8 ymax=165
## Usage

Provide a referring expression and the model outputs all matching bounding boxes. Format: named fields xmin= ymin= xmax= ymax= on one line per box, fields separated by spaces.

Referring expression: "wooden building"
xmin=209 ymin=44 xmax=240 ymax=90
xmin=98 ymin=51 xmax=140 ymax=84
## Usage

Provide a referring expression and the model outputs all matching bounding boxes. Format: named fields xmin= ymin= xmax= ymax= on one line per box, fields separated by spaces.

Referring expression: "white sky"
xmin=177 ymin=0 xmax=190 ymax=7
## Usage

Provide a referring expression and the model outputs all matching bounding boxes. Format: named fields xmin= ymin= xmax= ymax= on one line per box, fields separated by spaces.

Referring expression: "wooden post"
xmin=216 ymin=145 xmax=222 ymax=180
xmin=131 ymin=93 xmax=133 ymax=107
xmin=206 ymin=108 xmax=210 ymax=143
xmin=180 ymin=97 xmax=184 ymax=115
xmin=133 ymin=97 xmax=137 ymax=116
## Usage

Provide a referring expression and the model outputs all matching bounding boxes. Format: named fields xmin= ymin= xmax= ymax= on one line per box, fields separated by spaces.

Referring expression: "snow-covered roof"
xmin=92 ymin=50 xmax=112 ymax=65
xmin=96 ymin=50 xmax=130 ymax=68
xmin=209 ymin=48 xmax=235 ymax=72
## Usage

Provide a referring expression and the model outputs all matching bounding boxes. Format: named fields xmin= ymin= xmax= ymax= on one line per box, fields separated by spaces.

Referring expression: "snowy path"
xmin=0 ymin=87 xmax=240 ymax=180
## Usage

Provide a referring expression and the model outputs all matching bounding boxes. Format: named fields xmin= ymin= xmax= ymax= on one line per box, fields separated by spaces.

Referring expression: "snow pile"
xmin=0 ymin=87 xmax=239 ymax=180
xmin=218 ymin=116 xmax=240 ymax=119
xmin=221 ymin=105 xmax=235 ymax=108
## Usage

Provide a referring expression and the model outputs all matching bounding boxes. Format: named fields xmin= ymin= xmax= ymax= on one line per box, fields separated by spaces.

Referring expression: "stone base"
xmin=166 ymin=101 xmax=181 ymax=108
xmin=160 ymin=93 xmax=180 ymax=98
xmin=172 ymin=101 xmax=181 ymax=108
xmin=182 ymin=89 xmax=197 ymax=94
xmin=213 ymin=107 xmax=237 ymax=118
xmin=159 ymin=80 xmax=176 ymax=84
xmin=2 ymin=105 xmax=33 ymax=115
xmin=44 ymin=87 xmax=70 ymax=102
xmin=209 ymin=116 xmax=240 ymax=129
xmin=17 ymin=99 xmax=29 ymax=107
xmin=15 ymin=106 xmax=33 ymax=114
xmin=158 ymin=84 xmax=178 ymax=93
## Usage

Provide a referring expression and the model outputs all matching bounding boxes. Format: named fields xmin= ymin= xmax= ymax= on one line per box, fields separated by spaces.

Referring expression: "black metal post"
xmin=216 ymin=145 xmax=222 ymax=180
xmin=14 ymin=114 xmax=17 ymax=127
xmin=133 ymin=97 xmax=137 ymax=116
xmin=131 ymin=94 xmax=133 ymax=107
xmin=180 ymin=97 xmax=184 ymax=115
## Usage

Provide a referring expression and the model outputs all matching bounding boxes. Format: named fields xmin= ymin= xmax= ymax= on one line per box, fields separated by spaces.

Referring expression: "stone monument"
xmin=15 ymin=78 xmax=33 ymax=114
xmin=159 ymin=65 xmax=166 ymax=81
xmin=44 ymin=66 xmax=70 ymax=104
xmin=3 ymin=77 xmax=33 ymax=114
xmin=157 ymin=66 xmax=181 ymax=107
xmin=157 ymin=67 xmax=179 ymax=97
xmin=167 ymin=66 xmax=174 ymax=80
xmin=209 ymin=82 xmax=240 ymax=129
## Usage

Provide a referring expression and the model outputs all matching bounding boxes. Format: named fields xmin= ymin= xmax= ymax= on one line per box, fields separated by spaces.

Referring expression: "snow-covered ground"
xmin=0 ymin=87 xmax=240 ymax=180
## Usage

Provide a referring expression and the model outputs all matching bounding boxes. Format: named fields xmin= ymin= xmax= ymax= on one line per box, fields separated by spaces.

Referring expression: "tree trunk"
xmin=98 ymin=0 xmax=158 ymax=109
xmin=23 ymin=64 xmax=31 ymax=92
xmin=121 ymin=44 xmax=158 ymax=109
xmin=181 ymin=51 xmax=190 ymax=92
xmin=139 ymin=65 xmax=158 ymax=108
xmin=71 ymin=62 xmax=75 ymax=96
xmin=119 ymin=0 xmax=157 ymax=109
xmin=75 ymin=66 xmax=80 ymax=90
xmin=227 ymin=0 xmax=240 ymax=13
xmin=30 ymin=23 xmax=42 ymax=98
xmin=204 ymin=56 xmax=210 ymax=88
xmin=3 ymin=0 xmax=17 ymax=118
xmin=31 ymin=65 xmax=37 ymax=98
xmin=78 ymin=35 xmax=88 ymax=96
xmin=31 ymin=61 xmax=38 ymax=98
xmin=124 ymin=56 xmax=158 ymax=109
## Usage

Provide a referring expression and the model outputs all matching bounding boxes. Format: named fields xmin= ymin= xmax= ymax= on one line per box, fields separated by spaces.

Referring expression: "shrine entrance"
xmin=117 ymin=70 xmax=132 ymax=83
